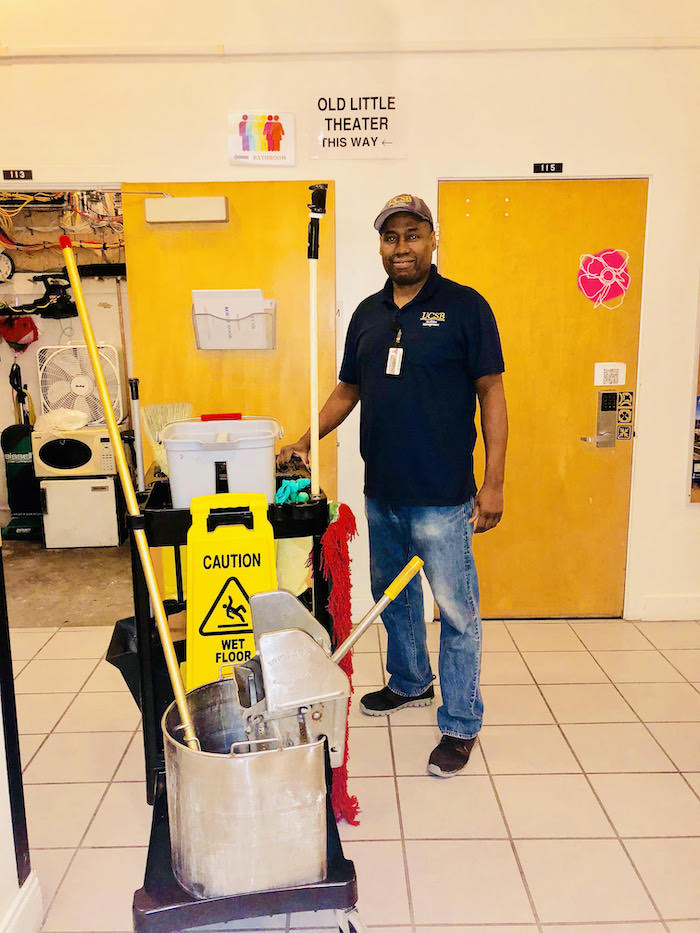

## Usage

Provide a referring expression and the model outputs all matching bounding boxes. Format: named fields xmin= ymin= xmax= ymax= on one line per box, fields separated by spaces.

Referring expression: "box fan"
xmin=37 ymin=344 xmax=124 ymax=425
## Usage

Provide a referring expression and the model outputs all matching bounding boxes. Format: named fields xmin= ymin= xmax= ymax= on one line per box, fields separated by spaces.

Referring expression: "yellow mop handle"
xmin=384 ymin=555 xmax=424 ymax=601
xmin=330 ymin=555 xmax=424 ymax=663
xmin=59 ymin=236 xmax=199 ymax=750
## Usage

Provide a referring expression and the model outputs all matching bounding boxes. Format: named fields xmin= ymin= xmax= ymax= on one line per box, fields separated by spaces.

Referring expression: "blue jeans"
xmin=366 ymin=497 xmax=483 ymax=739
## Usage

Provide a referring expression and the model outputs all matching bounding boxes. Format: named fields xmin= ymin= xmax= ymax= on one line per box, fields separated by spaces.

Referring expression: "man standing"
xmin=278 ymin=194 xmax=507 ymax=777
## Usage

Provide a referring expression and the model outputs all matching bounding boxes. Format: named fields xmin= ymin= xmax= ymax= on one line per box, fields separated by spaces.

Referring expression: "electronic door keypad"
xmin=581 ymin=391 xmax=619 ymax=448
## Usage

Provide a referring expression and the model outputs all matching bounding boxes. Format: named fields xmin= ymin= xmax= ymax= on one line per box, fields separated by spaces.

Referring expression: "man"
xmin=277 ymin=194 xmax=507 ymax=777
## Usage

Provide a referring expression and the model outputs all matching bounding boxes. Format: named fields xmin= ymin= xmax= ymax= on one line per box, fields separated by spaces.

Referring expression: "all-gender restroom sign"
xmin=185 ymin=494 xmax=277 ymax=690
xmin=312 ymin=93 xmax=404 ymax=159
xmin=228 ymin=111 xmax=296 ymax=166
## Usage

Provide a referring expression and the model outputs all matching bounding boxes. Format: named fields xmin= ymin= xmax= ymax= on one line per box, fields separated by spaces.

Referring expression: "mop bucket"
xmin=161 ymin=417 xmax=283 ymax=508
xmin=162 ymin=678 xmax=327 ymax=899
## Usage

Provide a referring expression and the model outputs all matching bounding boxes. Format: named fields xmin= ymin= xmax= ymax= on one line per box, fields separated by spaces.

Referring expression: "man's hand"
xmin=276 ymin=382 xmax=360 ymax=471
xmin=473 ymin=373 xmax=507 ymax=534
xmin=470 ymin=484 xmax=504 ymax=534
xmin=276 ymin=433 xmax=311 ymax=468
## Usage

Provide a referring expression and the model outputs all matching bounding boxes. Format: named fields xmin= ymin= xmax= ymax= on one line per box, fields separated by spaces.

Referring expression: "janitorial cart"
xmin=59 ymin=192 xmax=421 ymax=933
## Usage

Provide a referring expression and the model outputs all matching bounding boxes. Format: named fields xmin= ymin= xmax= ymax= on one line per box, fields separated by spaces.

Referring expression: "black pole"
xmin=307 ymin=184 xmax=328 ymax=260
xmin=0 ymin=549 xmax=31 ymax=886
xmin=308 ymin=183 xmax=328 ymax=215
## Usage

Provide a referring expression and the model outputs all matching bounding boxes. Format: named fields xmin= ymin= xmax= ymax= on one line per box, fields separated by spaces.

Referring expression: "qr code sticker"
xmin=602 ymin=367 xmax=621 ymax=385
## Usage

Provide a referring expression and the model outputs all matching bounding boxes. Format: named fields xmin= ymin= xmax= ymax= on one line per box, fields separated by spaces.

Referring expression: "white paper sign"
xmin=192 ymin=290 xmax=276 ymax=350
xmin=312 ymin=94 xmax=403 ymax=159
xmin=228 ymin=111 xmax=295 ymax=166
xmin=594 ymin=362 xmax=627 ymax=386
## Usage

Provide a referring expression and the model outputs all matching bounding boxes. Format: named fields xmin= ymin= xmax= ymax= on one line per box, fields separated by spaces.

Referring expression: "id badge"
xmin=385 ymin=345 xmax=404 ymax=377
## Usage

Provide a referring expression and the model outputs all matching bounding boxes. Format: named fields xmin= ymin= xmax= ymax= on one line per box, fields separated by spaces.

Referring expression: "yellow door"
xmin=438 ymin=179 xmax=648 ymax=617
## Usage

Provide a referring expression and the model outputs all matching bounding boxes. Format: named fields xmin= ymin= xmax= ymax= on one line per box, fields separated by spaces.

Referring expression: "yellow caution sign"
xmin=185 ymin=493 xmax=277 ymax=691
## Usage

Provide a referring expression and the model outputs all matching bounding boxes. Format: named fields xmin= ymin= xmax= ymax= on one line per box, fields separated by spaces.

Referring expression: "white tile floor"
xmin=10 ymin=618 xmax=700 ymax=932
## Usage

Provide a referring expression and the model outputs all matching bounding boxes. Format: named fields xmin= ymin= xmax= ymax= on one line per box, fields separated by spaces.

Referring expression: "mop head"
xmin=141 ymin=402 xmax=193 ymax=474
xmin=321 ymin=503 xmax=360 ymax=826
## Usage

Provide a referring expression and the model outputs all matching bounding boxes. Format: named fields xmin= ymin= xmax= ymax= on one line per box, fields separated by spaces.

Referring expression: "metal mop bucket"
xmin=162 ymin=678 xmax=327 ymax=899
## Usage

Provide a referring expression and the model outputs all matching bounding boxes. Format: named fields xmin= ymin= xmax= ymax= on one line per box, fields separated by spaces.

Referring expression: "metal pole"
xmin=309 ymin=258 xmax=319 ymax=497
xmin=128 ymin=378 xmax=146 ymax=493
xmin=307 ymin=184 xmax=327 ymax=499
xmin=59 ymin=236 xmax=198 ymax=750
xmin=331 ymin=556 xmax=423 ymax=663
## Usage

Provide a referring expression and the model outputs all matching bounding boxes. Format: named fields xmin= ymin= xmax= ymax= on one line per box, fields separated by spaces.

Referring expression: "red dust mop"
xmin=321 ymin=503 xmax=360 ymax=824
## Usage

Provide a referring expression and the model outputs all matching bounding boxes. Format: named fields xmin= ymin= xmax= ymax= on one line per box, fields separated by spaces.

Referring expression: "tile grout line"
xmin=22 ymin=645 xmax=108 ymax=719
xmin=25 ymin=642 xmax=134 ymax=925
xmin=385 ymin=714 xmax=418 ymax=933
xmin=681 ymin=772 xmax=700 ymax=803
xmin=655 ymin=645 xmax=700 ymax=685
xmin=41 ymin=710 xmax=144 ymax=926
xmin=377 ymin=622 xmax=420 ymax=933
xmin=19 ymin=621 xmax=700 ymax=928
xmin=388 ymin=621 xmax=700 ymax=923
xmin=375 ymin=632 xmax=419 ymax=933
xmin=73 ymin=671 xmax=148 ymax=846
xmin=510 ymin=625 xmax=671 ymax=929
xmin=311 ymin=832 xmax=700 ymax=841
xmin=30 ymin=654 xmax=108 ymax=923
xmin=509 ymin=621 xmax=696 ymax=777
xmin=12 ymin=627 xmax=68 ymax=772
xmin=18 ymin=653 xmax=106 ymax=772
xmin=478 ymin=734 xmax=543 ymax=931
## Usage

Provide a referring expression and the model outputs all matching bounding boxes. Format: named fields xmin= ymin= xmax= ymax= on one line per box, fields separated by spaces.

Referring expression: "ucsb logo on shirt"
xmin=420 ymin=311 xmax=446 ymax=327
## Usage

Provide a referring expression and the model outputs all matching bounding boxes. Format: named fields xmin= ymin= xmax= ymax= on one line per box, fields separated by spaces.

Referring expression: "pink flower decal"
xmin=577 ymin=249 xmax=631 ymax=309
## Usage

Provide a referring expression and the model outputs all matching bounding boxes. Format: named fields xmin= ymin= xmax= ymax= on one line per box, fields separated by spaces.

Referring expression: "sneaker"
xmin=427 ymin=735 xmax=477 ymax=777
xmin=359 ymin=684 xmax=434 ymax=717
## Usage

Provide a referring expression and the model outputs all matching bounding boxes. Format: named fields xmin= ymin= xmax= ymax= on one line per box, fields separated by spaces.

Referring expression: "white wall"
xmin=1 ymin=1 xmax=698 ymax=620
xmin=0 ymin=704 xmax=43 ymax=932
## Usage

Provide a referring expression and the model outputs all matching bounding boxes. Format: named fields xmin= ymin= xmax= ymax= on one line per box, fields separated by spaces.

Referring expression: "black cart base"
xmin=133 ymin=782 xmax=357 ymax=933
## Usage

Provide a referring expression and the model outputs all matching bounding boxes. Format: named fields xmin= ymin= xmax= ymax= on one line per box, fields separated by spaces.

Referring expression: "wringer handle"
xmin=331 ymin=556 xmax=424 ymax=664
xmin=59 ymin=236 xmax=199 ymax=751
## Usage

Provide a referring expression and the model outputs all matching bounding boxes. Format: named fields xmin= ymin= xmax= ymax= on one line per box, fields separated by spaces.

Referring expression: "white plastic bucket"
xmin=161 ymin=417 xmax=283 ymax=508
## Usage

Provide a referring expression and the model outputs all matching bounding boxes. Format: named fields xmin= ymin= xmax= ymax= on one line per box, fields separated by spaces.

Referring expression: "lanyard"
xmin=386 ymin=315 xmax=404 ymax=377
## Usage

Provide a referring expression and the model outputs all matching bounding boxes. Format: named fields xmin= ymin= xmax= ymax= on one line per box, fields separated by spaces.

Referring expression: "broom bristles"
xmin=141 ymin=402 xmax=193 ymax=475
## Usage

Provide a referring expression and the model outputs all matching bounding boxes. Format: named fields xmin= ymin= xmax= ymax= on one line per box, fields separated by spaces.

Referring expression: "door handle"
xmin=582 ymin=391 xmax=618 ymax=448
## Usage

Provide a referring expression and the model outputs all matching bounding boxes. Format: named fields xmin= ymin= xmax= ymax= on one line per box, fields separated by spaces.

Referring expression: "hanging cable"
xmin=9 ymin=362 xmax=36 ymax=426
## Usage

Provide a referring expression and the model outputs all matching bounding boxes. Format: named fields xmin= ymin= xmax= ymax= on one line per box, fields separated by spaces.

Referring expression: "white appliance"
xmin=37 ymin=344 xmax=124 ymax=424
xmin=32 ymin=426 xmax=116 ymax=478
xmin=40 ymin=477 xmax=120 ymax=548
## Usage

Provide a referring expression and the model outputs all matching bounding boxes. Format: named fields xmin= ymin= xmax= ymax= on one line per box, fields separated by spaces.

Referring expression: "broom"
xmin=141 ymin=402 xmax=193 ymax=474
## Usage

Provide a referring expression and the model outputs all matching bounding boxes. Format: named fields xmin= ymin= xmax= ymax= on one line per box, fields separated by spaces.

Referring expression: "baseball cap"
xmin=373 ymin=194 xmax=434 ymax=232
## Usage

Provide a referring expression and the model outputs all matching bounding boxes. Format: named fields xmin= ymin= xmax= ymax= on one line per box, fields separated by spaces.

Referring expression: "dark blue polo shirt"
xmin=339 ymin=265 xmax=504 ymax=506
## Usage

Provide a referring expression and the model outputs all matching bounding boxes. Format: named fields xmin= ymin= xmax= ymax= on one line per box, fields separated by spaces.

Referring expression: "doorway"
xmin=438 ymin=178 xmax=648 ymax=617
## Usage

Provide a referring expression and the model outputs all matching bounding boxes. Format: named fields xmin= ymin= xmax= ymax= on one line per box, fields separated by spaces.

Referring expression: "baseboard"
xmin=627 ymin=593 xmax=700 ymax=621
xmin=0 ymin=871 xmax=43 ymax=933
